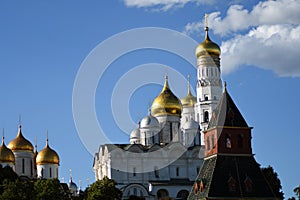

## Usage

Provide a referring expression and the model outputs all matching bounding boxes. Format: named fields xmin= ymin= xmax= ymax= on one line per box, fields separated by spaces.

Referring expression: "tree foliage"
xmin=85 ymin=176 xmax=122 ymax=200
xmin=261 ymin=165 xmax=284 ymax=200
xmin=34 ymin=179 xmax=69 ymax=200
xmin=293 ymin=185 xmax=300 ymax=199
xmin=0 ymin=179 xmax=34 ymax=200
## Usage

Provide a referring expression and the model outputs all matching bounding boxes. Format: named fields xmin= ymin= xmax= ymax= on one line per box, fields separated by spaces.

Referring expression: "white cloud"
xmin=221 ymin=24 xmax=300 ymax=77
xmin=184 ymin=0 xmax=300 ymax=77
xmin=123 ymin=0 xmax=211 ymax=11
xmin=185 ymin=0 xmax=300 ymax=36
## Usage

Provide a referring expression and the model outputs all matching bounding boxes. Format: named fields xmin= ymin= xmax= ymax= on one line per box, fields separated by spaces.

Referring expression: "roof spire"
xmin=35 ymin=136 xmax=38 ymax=152
xmin=187 ymin=74 xmax=191 ymax=95
xmin=224 ymin=81 xmax=227 ymax=92
xmin=46 ymin=130 xmax=49 ymax=147
xmin=69 ymin=169 xmax=73 ymax=182
xmin=204 ymin=13 xmax=211 ymax=41
xmin=2 ymin=128 xmax=4 ymax=146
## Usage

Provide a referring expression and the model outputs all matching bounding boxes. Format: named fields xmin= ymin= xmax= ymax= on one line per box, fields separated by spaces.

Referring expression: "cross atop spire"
xmin=46 ymin=130 xmax=49 ymax=147
xmin=18 ymin=114 xmax=22 ymax=128
xmin=204 ymin=13 xmax=209 ymax=28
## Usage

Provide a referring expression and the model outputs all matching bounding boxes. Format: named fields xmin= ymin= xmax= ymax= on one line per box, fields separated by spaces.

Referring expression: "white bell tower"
xmin=194 ymin=14 xmax=222 ymax=141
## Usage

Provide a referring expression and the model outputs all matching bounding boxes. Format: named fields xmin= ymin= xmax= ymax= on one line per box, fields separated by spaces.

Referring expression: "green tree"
xmin=34 ymin=178 xmax=69 ymax=200
xmin=0 ymin=179 xmax=34 ymax=200
xmin=85 ymin=176 xmax=122 ymax=200
xmin=261 ymin=166 xmax=284 ymax=200
xmin=293 ymin=185 xmax=300 ymax=199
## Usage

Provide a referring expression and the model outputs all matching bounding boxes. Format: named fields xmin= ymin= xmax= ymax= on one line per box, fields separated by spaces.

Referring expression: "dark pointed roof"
xmin=208 ymin=86 xmax=248 ymax=129
xmin=188 ymin=155 xmax=278 ymax=199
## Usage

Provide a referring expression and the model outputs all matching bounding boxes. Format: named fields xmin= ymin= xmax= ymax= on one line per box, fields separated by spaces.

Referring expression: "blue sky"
xmin=0 ymin=0 xmax=299 ymax=198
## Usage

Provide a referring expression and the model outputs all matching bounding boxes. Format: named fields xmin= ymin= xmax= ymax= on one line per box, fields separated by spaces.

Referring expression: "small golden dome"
xmin=151 ymin=76 xmax=182 ymax=117
xmin=0 ymin=137 xmax=15 ymax=164
xmin=181 ymin=75 xmax=197 ymax=107
xmin=36 ymin=139 xmax=59 ymax=165
xmin=195 ymin=27 xmax=221 ymax=58
xmin=7 ymin=125 xmax=34 ymax=152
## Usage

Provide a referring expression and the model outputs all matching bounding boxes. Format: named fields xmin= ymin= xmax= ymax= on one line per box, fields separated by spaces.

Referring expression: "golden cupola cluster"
xmin=0 ymin=136 xmax=15 ymax=164
xmin=151 ymin=76 xmax=182 ymax=117
xmin=181 ymin=75 xmax=197 ymax=107
xmin=8 ymin=125 xmax=34 ymax=152
xmin=36 ymin=138 xmax=59 ymax=165
xmin=195 ymin=27 xmax=221 ymax=58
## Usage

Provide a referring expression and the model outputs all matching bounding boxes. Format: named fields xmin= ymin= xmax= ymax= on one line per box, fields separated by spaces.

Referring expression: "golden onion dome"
xmin=7 ymin=125 xmax=34 ymax=152
xmin=36 ymin=139 xmax=59 ymax=165
xmin=195 ymin=27 xmax=221 ymax=58
xmin=151 ymin=76 xmax=182 ymax=117
xmin=0 ymin=137 xmax=15 ymax=164
xmin=181 ymin=75 xmax=197 ymax=107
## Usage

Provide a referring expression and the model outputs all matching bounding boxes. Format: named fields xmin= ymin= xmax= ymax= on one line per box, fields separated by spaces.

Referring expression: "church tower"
xmin=194 ymin=16 xmax=222 ymax=138
xmin=188 ymin=85 xmax=279 ymax=200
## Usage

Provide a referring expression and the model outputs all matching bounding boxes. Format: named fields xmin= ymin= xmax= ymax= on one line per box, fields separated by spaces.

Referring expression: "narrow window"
xmin=238 ymin=134 xmax=243 ymax=148
xmin=133 ymin=167 xmax=136 ymax=176
xmin=170 ymin=123 xmax=173 ymax=141
xmin=196 ymin=167 xmax=200 ymax=174
xmin=56 ymin=168 xmax=58 ymax=178
xmin=204 ymin=95 xmax=209 ymax=101
xmin=22 ymin=159 xmax=25 ymax=174
xmin=41 ymin=168 xmax=44 ymax=178
xmin=50 ymin=167 xmax=52 ymax=178
xmin=176 ymin=167 xmax=179 ymax=176
xmin=211 ymin=134 xmax=215 ymax=148
xmin=204 ymin=111 xmax=209 ymax=122
xmin=206 ymin=136 xmax=210 ymax=150
xmin=133 ymin=188 xmax=137 ymax=196
xmin=154 ymin=166 xmax=159 ymax=178
xmin=226 ymin=135 xmax=232 ymax=149
xmin=31 ymin=160 xmax=33 ymax=175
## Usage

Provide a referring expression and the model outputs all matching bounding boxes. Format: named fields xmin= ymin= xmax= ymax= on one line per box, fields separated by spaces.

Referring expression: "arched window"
xmin=41 ymin=168 xmax=44 ymax=178
xmin=176 ymin=167 xmax=179 ymax=176
xmin=204 ymin=111 xmax=209 ymax=122
xmin=157 ymin=189 xmax=169 ymax=199
xmin=31 ymin=160 xmax=33 ymax=175
xmin=49 ymin=167 xmax=52 ymax=178
xmin=226 ymin=136 xmax=232 ymax=149
xmin=177 ymin=190 xmax=189 ymax=200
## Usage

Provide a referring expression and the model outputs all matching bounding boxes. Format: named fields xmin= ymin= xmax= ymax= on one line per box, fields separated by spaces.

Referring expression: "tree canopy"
xmin=261 ymin=166 xmax=284 ymax=200
xmin=85 ymin=176 xmax=122 ymax=200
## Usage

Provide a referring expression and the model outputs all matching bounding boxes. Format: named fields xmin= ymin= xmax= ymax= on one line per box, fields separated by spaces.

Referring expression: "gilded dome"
xmin=151 ymin=76 xmax=182 ymax=117
xmin=0 ymin=137 xmax=15 ymax=164
xmin=181 ymin=75 xmax=196 ymax=107
xmin=7 ymin=125 xmax=34 ymax=152
xmin=195 ymin=27 xmax=220 ymax=58
xmin=36 ymin=140 xmax=59 ymax=165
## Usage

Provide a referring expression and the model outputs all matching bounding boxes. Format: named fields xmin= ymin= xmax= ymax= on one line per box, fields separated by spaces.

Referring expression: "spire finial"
xmin=18 ymin=115 xmax=22 ymax=128
xmin=224 ymin=81 xmax=227 ymax=91
xmin=205 ymin=13 xmax=209 ymax=28
xmin=35 ymin=136 xmax=38 ymax=152
xmin=2 ymin=128 xmax=4 ymax=145
xmin=46 ymin=130 xmax=49 ymax=147
xmin=163 ymin=75 xmax=170 ymax=89
xmin=70 ymin=169 xmax=73 ymax=182
xmin=187 ymin=74 xmax=191 ymax=95
xmin=147 ymin=99 xmax=151 ymax=115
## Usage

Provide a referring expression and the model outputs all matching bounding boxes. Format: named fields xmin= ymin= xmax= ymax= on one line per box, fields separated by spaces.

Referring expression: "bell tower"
xmin=194 ymin=14 xmax=222 ymax=140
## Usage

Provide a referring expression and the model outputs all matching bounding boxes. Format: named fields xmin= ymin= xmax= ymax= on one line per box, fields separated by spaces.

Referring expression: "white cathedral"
xmin=0 ymin=125 xmax=60 ymax=180
xmin=93 ymin=25 xmax=223 ymax=200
